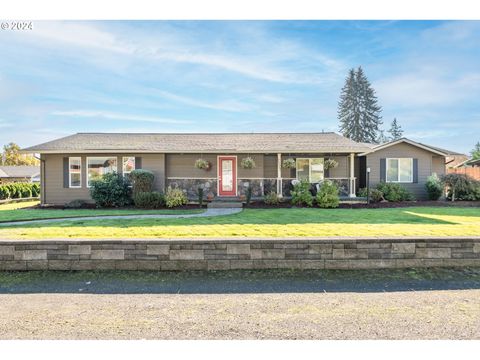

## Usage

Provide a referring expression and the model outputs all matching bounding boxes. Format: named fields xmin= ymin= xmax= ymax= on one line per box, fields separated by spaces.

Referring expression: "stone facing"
xmin=0 ymin=238 xmax=479 ymax=271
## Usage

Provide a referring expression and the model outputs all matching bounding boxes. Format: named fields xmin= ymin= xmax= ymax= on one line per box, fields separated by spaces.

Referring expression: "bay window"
xmin=386 ymin=158 xmax=413 ymax=183
xmin=69 ymin=157 xmax=81 ymax=188
xmin=296 ymin=158 xmax=324 ymax=183
xmin=87 ymin=157 xmax=117 ymax=187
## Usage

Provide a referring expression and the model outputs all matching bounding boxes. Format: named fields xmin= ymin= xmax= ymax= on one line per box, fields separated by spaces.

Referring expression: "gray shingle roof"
xmin=22 ymin=132 xmax=371 ymax=154
xmin=0 ymin=166 xmax=40 ymax=178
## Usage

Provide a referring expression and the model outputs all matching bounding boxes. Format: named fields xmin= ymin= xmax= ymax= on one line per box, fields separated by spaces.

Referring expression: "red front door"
xmin=218 ymin=156 xmax=237 ymax=196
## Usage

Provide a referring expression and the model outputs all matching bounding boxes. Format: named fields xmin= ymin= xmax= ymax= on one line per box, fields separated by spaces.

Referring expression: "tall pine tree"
xmin=388 ymin=118 xmax=403 ymax=140
xmin=338 ymin=66 xmax=382 ymax=143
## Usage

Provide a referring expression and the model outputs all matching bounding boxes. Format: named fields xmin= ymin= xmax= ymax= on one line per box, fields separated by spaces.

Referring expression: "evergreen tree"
xmin=376 ymin=130 xmax=390 ymax=144
xmin=338 ymin=66 xmax=382 ymax=143
xmin=388 ymin=118 xmax=403 ymax=140
xmin=471 ymin=141 xmax=480 ymax=160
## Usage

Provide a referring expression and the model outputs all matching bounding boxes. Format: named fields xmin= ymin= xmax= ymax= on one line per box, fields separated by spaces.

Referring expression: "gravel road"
xmin=0 ymin=269 xmax=479 ymax=339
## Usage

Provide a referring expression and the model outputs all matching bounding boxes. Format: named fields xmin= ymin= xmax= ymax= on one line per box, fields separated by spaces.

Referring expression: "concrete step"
xmin=207 ymin=201 xmax=243 ymax=209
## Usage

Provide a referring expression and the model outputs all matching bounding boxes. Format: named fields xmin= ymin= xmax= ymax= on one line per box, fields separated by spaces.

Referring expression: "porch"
xmin=165 ymin=152 xmax=362 ymax=200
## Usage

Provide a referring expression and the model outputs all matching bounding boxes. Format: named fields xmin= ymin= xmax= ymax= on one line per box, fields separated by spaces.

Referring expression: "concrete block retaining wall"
xmin=1 ymin=238 xmax=480 ymax=271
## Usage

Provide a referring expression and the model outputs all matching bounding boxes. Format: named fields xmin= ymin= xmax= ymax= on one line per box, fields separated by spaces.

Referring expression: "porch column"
xmin=277 ymin=153 xmax=282 ymax=197
xmin=349 ymin=152 xmax=356 ymax=197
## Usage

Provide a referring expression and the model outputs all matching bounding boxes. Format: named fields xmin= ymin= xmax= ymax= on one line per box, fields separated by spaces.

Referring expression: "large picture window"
xmin=386 ymin=158 xmax=413 ymax=183
xmin=122 ymin=157 xmax=135 ymax=175
xmin=296 ymin=158 xmax=324 ymax=183
xmin=87 ymin=157 xmax=117 ymax=187
xmin=69 ymin=157 xmax=81 ymax=188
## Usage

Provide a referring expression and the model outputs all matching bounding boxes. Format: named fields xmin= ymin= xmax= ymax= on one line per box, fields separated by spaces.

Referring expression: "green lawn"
xmin=0 ymin=205 xmax=479 ymax=239
xmin=0 ymin=201 xmax=204 ymax=223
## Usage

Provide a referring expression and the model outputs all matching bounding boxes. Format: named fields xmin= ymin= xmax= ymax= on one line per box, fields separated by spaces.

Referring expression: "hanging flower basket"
xmin=282 ymin=158 xmax=296 ymax=169
xmin=195 ymin=158 xmax=211 ymax=171
xmin=324 ymin=159 xmax=339 ymax=171
xmin=241 ymin=157 xmax=256 ymax=169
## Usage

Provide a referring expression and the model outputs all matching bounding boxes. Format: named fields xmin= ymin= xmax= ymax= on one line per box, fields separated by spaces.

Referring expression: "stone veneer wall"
xmin=1 ymin=238 xmax=479 ymax=271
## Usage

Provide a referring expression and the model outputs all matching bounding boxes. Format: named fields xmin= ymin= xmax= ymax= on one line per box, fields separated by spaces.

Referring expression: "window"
xmin=122 ymin=157 xmax=135 ymax=174
xmin=296 ymin=158 xmax=324 ymax=183
xmin=386 ymin=158 xmax=413 ymax=183
xmin=87 ymin=157 xmax=117 ymax=187
xmin=69 ymin=157 xmax=81 ymax=188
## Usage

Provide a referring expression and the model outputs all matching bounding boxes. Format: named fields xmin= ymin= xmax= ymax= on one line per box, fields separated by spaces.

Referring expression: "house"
xmin=0 ymin=165 xmax=40 ymax=184
xmin=22 ymin=132 xmax=458 ymax=205
xmin=447 ymin=157 xmax=480 ymax=180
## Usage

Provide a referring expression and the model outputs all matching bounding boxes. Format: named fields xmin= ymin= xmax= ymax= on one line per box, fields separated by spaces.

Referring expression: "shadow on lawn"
xmin=1 ymin=268 xmax=480 ymax=294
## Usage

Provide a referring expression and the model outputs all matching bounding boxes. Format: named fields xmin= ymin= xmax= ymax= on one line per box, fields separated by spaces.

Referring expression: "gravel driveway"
xmin=0 ymin=269 xmax=479 ymax=339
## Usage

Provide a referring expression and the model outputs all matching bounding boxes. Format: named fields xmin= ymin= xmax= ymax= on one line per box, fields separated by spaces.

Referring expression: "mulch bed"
xmin=246 ymin=200 xmax=480 ymax=209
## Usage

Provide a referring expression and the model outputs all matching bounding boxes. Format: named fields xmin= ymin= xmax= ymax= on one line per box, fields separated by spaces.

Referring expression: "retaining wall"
xmin=1 ymin=237 xmax=480 ymax=270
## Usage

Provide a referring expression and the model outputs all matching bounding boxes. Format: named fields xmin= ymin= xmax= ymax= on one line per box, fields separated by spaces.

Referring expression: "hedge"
xmin=0 ymin=182 xmax=40 ymax=200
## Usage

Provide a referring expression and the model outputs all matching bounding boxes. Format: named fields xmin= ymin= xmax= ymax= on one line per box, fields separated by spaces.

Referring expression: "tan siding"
xmin=432 ymin=156 xmax=446 ymax=176
xmin=264 ymin=155 xmax=278 ymax=178
xmin=366 ymin=143 xmax=445 ymax=200
xmin=237 ymin=154 xmax=264 ymax=178
xmin=43 ymin=153 xmax=165 ymax=205
xmin=166 ymin=154 xmax=217 ymax=178
xmin=329 ymin=156 xmax=349 ymax=178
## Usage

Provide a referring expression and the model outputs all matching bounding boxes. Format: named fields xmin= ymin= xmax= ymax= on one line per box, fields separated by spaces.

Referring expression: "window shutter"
xmin=380 ymin=158 xmax=386 ymax=182
xmin=135 ymin=157 xmax=142 ymax=169
xmin=63 ymin=157 xmax=69 ymax=188
xmin=413 ymin=159 xmax=418 ymax=183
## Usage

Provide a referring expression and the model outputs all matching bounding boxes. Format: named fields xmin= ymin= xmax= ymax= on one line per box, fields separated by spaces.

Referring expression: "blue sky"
xmin=0 ymin=20 xmax=479 ymax=153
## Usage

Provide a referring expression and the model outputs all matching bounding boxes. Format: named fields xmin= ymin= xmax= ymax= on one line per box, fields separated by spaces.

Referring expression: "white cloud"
xmin=152 ymin=89 xmax=253 ymax=112
xmin=51 ymin=110 xmax=191 ymax=124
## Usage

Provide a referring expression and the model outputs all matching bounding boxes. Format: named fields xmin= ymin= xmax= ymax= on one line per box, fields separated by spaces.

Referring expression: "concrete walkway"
xmin=0 ymin=208 xmax=243 ymax=227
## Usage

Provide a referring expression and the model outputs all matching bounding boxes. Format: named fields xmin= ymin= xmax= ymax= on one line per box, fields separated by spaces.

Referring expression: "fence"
xmin=447 ymin=167 xmax=480 ymax=180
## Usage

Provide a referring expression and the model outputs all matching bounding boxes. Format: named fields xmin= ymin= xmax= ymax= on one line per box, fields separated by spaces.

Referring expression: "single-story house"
xmin=22 ymin=132 xmax=458 ymax=205
xmin=0 ymin=165 xmax=40 ymax=184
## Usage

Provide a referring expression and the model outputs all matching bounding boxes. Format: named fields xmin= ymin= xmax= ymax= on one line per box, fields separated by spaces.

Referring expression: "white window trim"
xmin=296 ymin=158 xmax=324 ymax=183
xmin=386 ymin=158 xmax=413 ymax=183
xmin=86 ymin=156 xmax=118 ymax=188
xmin=122 ymin=156 xmax=136 ymax=175
xmin=68 ymin=157 xmax=82 ymax=188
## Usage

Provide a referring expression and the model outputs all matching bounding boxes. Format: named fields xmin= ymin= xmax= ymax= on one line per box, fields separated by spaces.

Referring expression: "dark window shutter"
xmin=413 ymin=158 xmax=418 ymax=183
xmin=380 ymin=158 xmax=386 ymax=182
xmin=135 ymin=157 xmax=142 ymax=169
xmin=63 ymin=157 xmax=69 ymax=188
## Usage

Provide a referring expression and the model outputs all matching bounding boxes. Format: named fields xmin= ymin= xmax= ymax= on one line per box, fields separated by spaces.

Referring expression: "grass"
xmin=0 ymin=206 xmax=479 ymax=239
xmin=0 ymin=201 xmax=204 ymax=223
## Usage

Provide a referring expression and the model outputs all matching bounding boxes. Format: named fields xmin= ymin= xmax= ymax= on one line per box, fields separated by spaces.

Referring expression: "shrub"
xmin=31 ymin=183 xmax=40 ymax=197
xmin=65 ymin=199 xmax=88 ymax=209
xmin=441 ymin=173 xmax=480 ymax=201
xmin=133 ymin=191 xmax=165 ymax=209
xmin=376 ymin=182 xmax=414 ymax=202
xmin=291 ymin=180 xmax=313 ymax=207
xmin=357 ymin=187 xmax=384 ymax=202
xmin=197 ymin=187 xmax=204 ymax=208
xmin=357 ymin=187 xmax=368 ymax=197
xmin=19 ymin=184 xmax=32 ymax=198
xmin=129 ymin=169 xmax=154 ymax=196
xmin=264 ymin=191 xmax=280 ymax=205
xmin=425 ymin=174 xmax=443 ymax=200
xmin=240 ymin=157 xmax=256 ymax=169
xmin=0 ymin=186 xmax=10 ymax=200
xmin=165 ymin=186 xmax=188 ymax=208
xmin=89 ymin=172 xmax=132 ymax=208
xmin=316 ymin=180 xmax=339 ymax=208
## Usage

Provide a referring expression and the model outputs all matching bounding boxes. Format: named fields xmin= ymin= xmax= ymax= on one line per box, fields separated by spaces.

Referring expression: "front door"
xmin=218 ymin=156 xmax=237 ymax=196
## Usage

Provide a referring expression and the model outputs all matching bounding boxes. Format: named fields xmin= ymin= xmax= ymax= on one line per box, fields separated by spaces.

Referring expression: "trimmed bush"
xmin=0 ymin=186 xmax=10 ymax=200
xmin=89 ymin=172 xmax=132 ymax=208
xmin=291 ymin=180 xmax=313 ymax=207
xmin=358 ymin=187 xmax=384 ymax=202
xmin=129 ymin=169 xmax=154 ymax=196
xmin=441 ymin=173 xmax=480 ymax=201
xmin=165 ymin=186 xmax=188 ymax=208
xmin=133 ymin=191 xmax=165 ymax=209
xmin=316 ymin=180 xmax=339 ymax=208
xmin=197 ymin=187 xmax=204 ymax=208
xmin=264 ymin=191 xmax=280 ymax=205
xmin=245 ymin=186 xmax=253 ymax=206
xmin=376 ymin=182 xmax=414 ymax=202
xmin=425 ymin=174 xmax=443 ymax=200
xmin=31 ymin=183 xmax=40 ymax=197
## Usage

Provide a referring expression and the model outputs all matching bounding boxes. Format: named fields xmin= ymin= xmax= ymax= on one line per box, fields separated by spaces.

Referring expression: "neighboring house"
xmin=448 ymin=157 xmax=480 ymax=180
xmin=0 ymin=165 xmax=40 ymax=184
xmin=22 ymin=133 xmax=458 ymax=205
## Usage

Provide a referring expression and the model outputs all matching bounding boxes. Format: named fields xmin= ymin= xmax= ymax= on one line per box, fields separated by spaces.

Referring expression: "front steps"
xmin=207 ymin=200 xmax=243 ymax=209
